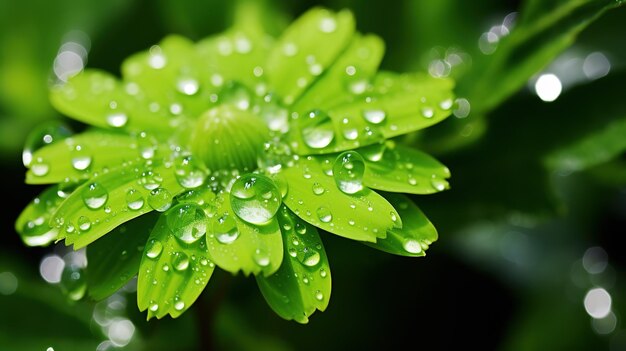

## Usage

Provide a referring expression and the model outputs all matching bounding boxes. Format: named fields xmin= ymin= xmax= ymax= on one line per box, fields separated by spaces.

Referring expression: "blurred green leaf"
xmin=87 ymin=212 xmax=158 ymax=300
xmin=256 ymin=206 xmax=331 ymax=323
xmin=137 ymin=210 xmax=215 ymax=319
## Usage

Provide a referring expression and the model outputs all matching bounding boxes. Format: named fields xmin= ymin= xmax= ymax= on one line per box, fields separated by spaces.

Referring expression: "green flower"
xmin=16 ymin=7 xmax=453 ymax=323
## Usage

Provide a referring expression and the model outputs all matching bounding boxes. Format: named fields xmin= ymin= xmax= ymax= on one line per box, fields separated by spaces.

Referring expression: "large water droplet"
xmin=230 ymin=174 xmax=282 ymax=225
xmin=312 ymin=182 xmax=325 ymax=195
xmin=430 ymin=178 xmax=448 ymax=191
xmin=333 ymin=151 xmax=365 ymax=194
xmin=31 ymin=157 xmax=50 ymax=177
xmin=341 ymin=118 xmax=359 ymax=140
xmin=139 ymin=171 xmax=162 ymax=190
xmin=70 ymin=145 xmax=92 ymax=171
xmin=214 ymin=213 xmax=239 ymax=244
xmin=314 ymin=290 xmax=324 ymax=301
xmin=146 ymin=239 xmax=163 ymax=259
xmin=60 ymin=264 xmax=86 ymax=301
xmin=148 ymin=188 xmax=172 ymax=212
xmin=403 ymin=239 xmax=422 ymax=254
xmin=174 ymin=301 xmax=185 ymax=311
xmin=77 ymin=216 xmax=91 ymax=232
xmin=301 ymin=110 xmax=335 ymax=149
xmin=298 ymin=247 xmax=321 ymax=267
xmin=362 ymin=109 xmax=386 ymax=124
xmin=106 ymin=112 xmax=128 ymax=128
xmin=253 ymin=249 xmax=270 ymax=267
xmin=173 ymin=252 xmax=190 ymax=271
xmin=319 ymin=16 xmax=337 ymax=33
xmin=176 ymin=78 xmax=200 ymax=96
xmin=166 ymin=203 xmax=207 ymax=244
xmin=316 ymin=206 xmax=332 ymax=223
xmin=126 ymin=188 xmax=145 ymax=210
xmin=81 ymin=183 xmax=108 ymax=210
xmin=174 ymin=154 xmax=206 ymax=189
xmin=259 ymin=97 xmax=289 ymax=133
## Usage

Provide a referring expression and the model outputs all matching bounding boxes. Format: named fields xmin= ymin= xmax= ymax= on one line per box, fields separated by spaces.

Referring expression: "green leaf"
xmin=288 ymin=72 xmax=455 ymax=155
xmin=15 ymin=185 xmax=65 ymax=246
xmin=55 ymin=159 xmax=184 ymax=249
xmin=545 ymin=117 xmax=626 ymax=173
xmin=50 ymin=70 xmax=175 ymax=134
xmin=256 ymin=206 xmax=331 ymax=323
xmin=293 ymin=34 xmax=385 ymax=114
xmin=281 ymin=155 xmax=401 ymax=242
xmin=86 ymin=212 xmax=158 ymax=301
xmin=265 ymin=8 xmax=356 ymax=105
xmin=361 ymin=143 xmax=451 ymax=194
xmin=137 ymin=212 xmax=215 ymax=319
xmin=365 ymin=193 xmax=438 ymax=257
xmin=206 ymin=192 xmax=283 ymax=276
xmin=26 ymin=130 xmax=157 ymax=184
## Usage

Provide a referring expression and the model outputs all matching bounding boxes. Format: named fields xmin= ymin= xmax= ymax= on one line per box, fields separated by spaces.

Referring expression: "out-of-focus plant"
xmin=15 ymin=7 xmax=454 ymax=322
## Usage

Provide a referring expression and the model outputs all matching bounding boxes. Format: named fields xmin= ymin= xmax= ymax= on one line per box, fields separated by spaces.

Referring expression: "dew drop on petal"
xmin=125 ymin=188 xmax=145 ymax=210
xmin=166 ymin=203 xmax=207 ymax=244
xmin=333 ymin=151 xmax=365 ymax=194
xmin=253 ymin=249 xmax=270 ymax=267
xmin=230 ymin=174 xmax=282 ymax=225
xmin=173 ymin=252 xmax=190 ymax=271
xmin=301 ymin=110 xmax=335 ymax=149
xmin=214 ymin=213 xmax=239 ymax=244
xmin=362 ymin=109 xmax=386 ymax=124
xmin=316 ymin=206 xmax=332 ymax=223
xmin=148 ymin=188 xmax=172 ymax=212
xmin=145 ymin=239 xmax=163 ymax=259
xmin=106 ymin=113 xmax=128 ymax=128
xmin=81 ymin=183 xmax=108 ymax=210
xmin=403 ymin=239 xmax=422 ymax=254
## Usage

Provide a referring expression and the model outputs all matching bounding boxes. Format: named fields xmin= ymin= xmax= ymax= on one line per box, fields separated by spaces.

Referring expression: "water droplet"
xmin=31 ymin=157 xmax=50 ymax=177
xmin=259 ymin=98 xmax=289 ymax=133
xmin=167 ymin=203 xmax=207 ymax=244
xmin=253 ymin=249 xmax=270 ymax=267
xmin=146 ymin=239 xmax=163 ymax=259
xmin=176 ymin=78 xmax=199 ymax=95
xmin=148 ymin=47 xmax=167 ymax=69
xmin=230 ymin=174 xmax=282 ymax=225
xmin=314 ymin=290 xmax=324 ymax=301
xmin=312 ymin=182 xmax=325 ymax=195
xmin=403 ymin=239 xmax=422 ymax=254
xmin=301 ymin=110 xmax=335 ymax=149
xmin=430 ymin=178 xmax=447 ymax=191
xmin=319 ymin=17 xmax=337 ymax=33
xmin=288 ymin=248 xmax=297 ymax=257
xmin=316 ymin=206 xmax=332 ymax=223
xmin=174 ymin=154 xmax=206 ymax=189
xmin=298 ymin=248 xmax=321 ymax=267
xmin=320 ymin=268 xmax=328 ymax=278
xmin=439 ymin=98 xmax=453 ymax=110
xmin=81 ymin=183 xmax=108 ymax=210
xmin=333 ymin=151 xmax=365 ymax=194
xmin=420 ymin=107 xmax=434 ymax=118
xmin=70 ymin=145 xmax=92 ymax=171
xmin=139 ymin=171 xmax=162 ymax=190
xmin=149 ymin=302 xmax=159 ymax=312
xmin=60 ymin=265 xmax=86 ymax=301
xmin=106 ymin=112 xmax=128 ymax=128
xmin=173 ymin=252 xmax=190 ymax=271
xmin=148 ymin=188 xmax=172 ymax=212
xmin=340 ymin=118 xmax=359 ymax=140
xmin=77 ymin=216 xmax=91 ymax=232
xmin=295 ymin=223 xmax=307 ymax=235
xmin=360 ymin=142 xmax=386 ymax=162
xmin=162 ymin=264 xmax=170 ymax=272
xmin=362 ymin=109 xmax=386 ymax=124
xmin=174 ymin=301 xmax=185 ymax=311
xmin=126 ymin=188 xmax=145 ymax=210
xmin=136 ymin=132 xmax=156 ymax=159
xmin=214 ymin=213 xmax=239 ymax=244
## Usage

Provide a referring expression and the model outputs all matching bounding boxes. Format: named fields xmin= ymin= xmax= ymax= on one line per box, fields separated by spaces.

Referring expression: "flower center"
xmin=191 ymin=105 xmax=270 ymax=172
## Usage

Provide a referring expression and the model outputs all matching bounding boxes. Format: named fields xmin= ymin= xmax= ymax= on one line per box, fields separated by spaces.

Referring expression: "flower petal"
xmin=256 ymin=206 xmax=331 ymax=323
xmin=137 ymin=212 xmax=214 ymax=319
xmin=265 ymin=8 xmax=355 ymax=105
xmin=364 ymin=193 xmax=437 ymax=257
xmin=87 ymin=212 xmax=158 ymax=300
xmin=361 ymin=143 xmax=451 ymax=194
xmin=293 ymin=34 xmax=385 ymax=114
xmin=26 ymin=130 xmax=158 ymax=184
xmin=15 ymin=185 xmax=64 ymax=247
xmin=55 ymin=160 xmax=184 ymax=249
xmin=288 ymin=72 xmax=455 ymax=155
xmin=280 ymin=156 xmax=401 ymax=242
xmin=50 ymin=70 xmax=174 ymax=133
xmin=206 ymin=192 xmax=283 ymax=277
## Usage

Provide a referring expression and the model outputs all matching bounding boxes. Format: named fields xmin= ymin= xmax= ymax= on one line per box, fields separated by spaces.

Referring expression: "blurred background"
xmin=1 ymin=0 xmax=625 ymax=350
